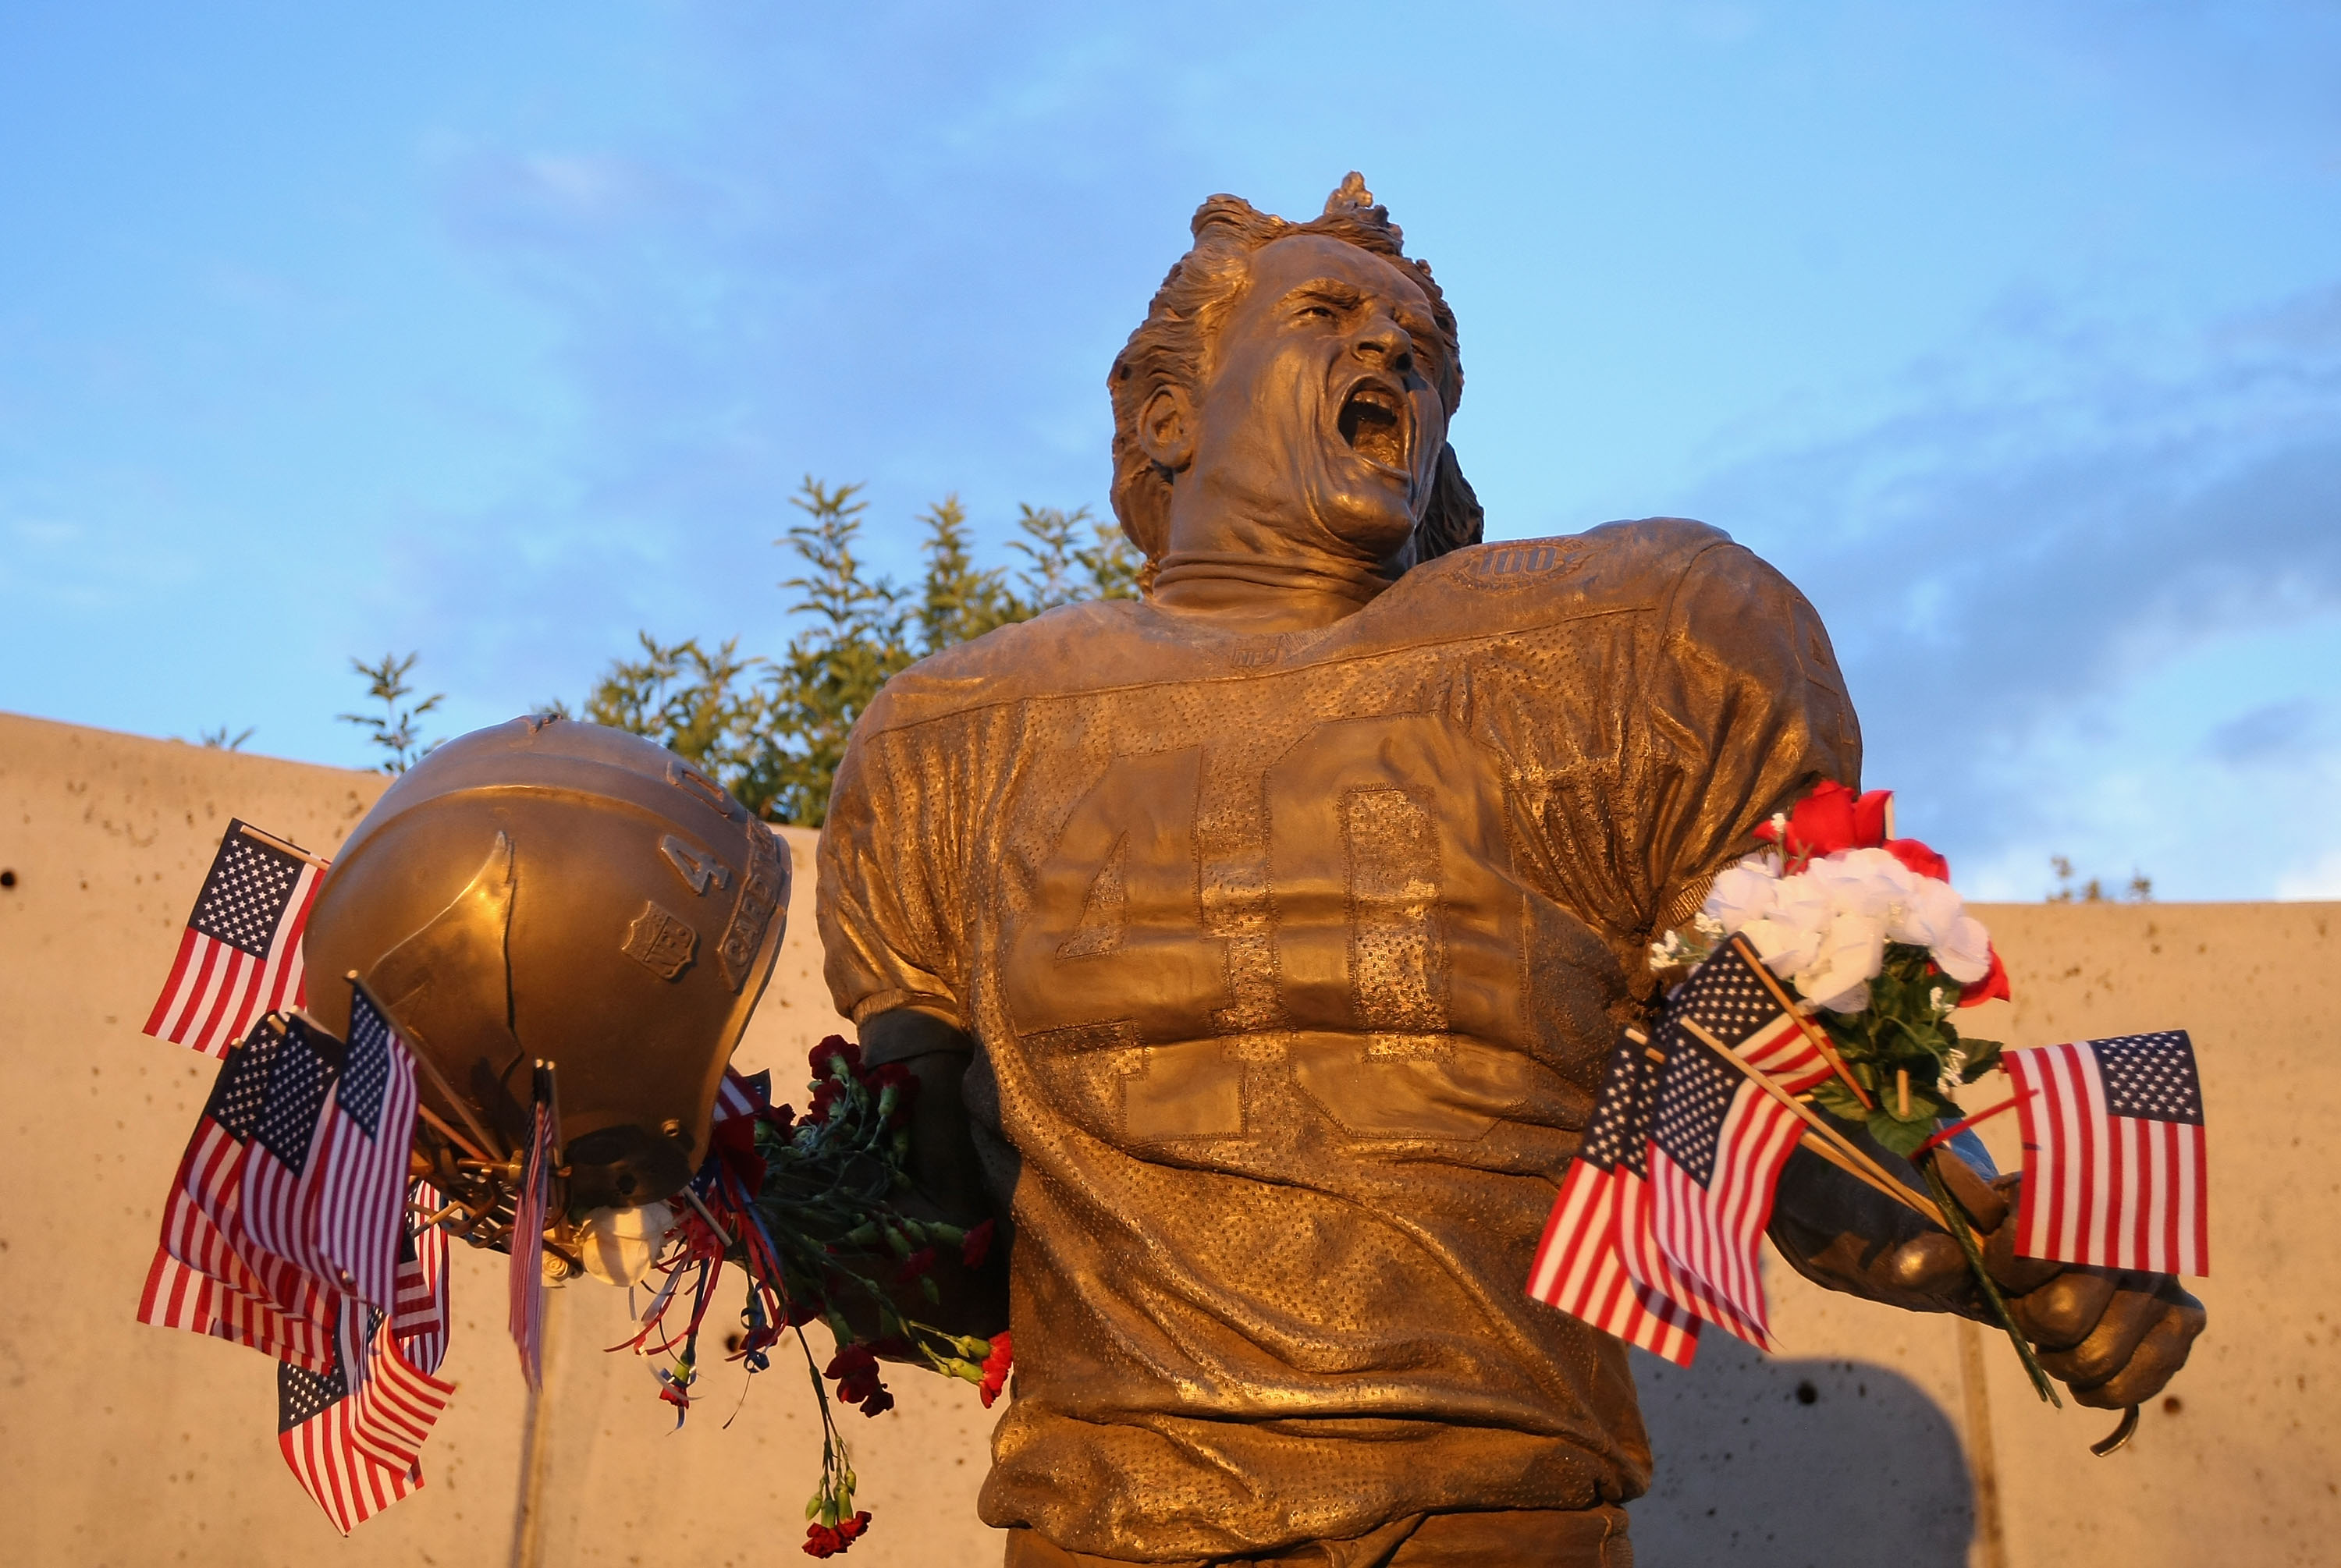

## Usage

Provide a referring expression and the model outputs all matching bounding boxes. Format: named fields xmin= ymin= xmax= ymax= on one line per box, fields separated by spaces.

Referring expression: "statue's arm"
xmin=1767 ymin=1144 xmax=2204 ymax=1409
xmin=856 ymin=1008 xmax=1011 ymax=1341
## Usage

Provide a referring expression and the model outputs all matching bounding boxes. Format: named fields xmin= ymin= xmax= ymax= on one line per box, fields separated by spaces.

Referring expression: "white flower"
xmin=1702 ymin=858 xmax=1781 ymax=934
xmin=1739 ymin=913 xmax=1824 ymax=979
xmin=1931 ymin=914 xmax=1995 ymax=984
xmin=1796 ymin=912 xmax=1887 ymax=1013
xmin=578 ymin=1200 xmax=677 ymax=1287
xmin=1804 ymin=847 xmax=1914 ymax=921
xmin=1887 ymin=874 xmax=1966 ymax=949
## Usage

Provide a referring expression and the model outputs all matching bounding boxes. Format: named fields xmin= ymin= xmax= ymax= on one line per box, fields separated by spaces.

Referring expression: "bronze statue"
xmin=815 ymin=175 xmax=2204 ymax=1567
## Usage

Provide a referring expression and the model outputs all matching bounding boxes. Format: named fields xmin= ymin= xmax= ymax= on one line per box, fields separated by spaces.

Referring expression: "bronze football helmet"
xmin=302 ymin=716 xmax=789 ymax=1217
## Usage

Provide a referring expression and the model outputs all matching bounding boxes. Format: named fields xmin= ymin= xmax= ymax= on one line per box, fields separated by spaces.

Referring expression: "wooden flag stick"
xmin=1679 ymin=1016 xmax=1945 ymax=1229
xmin=236 ymin=821 xmax=331 ymax=871
xmin=1726 ymin=933 xmax=1874 ymax=1111
xmin=415 ymin=1102 xmax=491 ymax=1165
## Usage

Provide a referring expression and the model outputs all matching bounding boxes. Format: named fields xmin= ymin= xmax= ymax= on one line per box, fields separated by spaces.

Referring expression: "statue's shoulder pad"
xmin=861 ymin=600 xmax=1149 ymax=730
xmin=1399 ymin=516 xmax=1740 ymax=609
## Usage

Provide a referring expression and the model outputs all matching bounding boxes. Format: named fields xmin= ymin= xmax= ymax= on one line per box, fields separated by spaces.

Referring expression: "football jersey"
xmin=818 ymin=518 xmax=1860 ymax=1559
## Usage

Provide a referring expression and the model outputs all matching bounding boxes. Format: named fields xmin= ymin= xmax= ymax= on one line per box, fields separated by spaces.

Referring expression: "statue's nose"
xmin=1352 ymin=313 xmax=1414 ymax=375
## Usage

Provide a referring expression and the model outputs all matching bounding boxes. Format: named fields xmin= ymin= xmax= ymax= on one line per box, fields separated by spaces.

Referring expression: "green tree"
xmin=567 ymin=477 xmax=1142 ymax=826
xmin=339 ymin=652 xmax=444 ymax=773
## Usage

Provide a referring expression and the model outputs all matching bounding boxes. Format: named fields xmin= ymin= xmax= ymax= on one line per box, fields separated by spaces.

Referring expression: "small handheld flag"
xmin=144 ymin=821 xmax=325 ymax=1058
xmin=2005 ymin=1031 xmax=2208 ymax=1276
xmin=508 ymin=1066 xmax=557 ymax=1388
xmin=307 ymin=983 xmax=421 ymax=1311
xmin=1527 ymin=1029 xmax=1700 ymax=1365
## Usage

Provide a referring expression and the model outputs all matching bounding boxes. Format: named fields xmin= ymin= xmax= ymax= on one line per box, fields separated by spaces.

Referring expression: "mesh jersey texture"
xmin=817 ymin=517 xmax=1861 ymax=1559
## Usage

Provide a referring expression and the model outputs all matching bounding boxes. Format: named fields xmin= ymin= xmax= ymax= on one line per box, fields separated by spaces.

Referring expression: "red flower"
xmin=810 ymin=1035 xmax=864 ymax=1081
xmin=824 ymin=1342 xmax=889 ymax=1408
xmin=1958 ymin=946 xmax=2011 ymax=1008
xmin=897 ymin=1247 xmax=936 ymax=1284
xmin=806 ymin=1078 xmax=847 ymax=1124
xmin=710 ymin=1114 xmax=767 ymax=1194
xmin=805 ymin=1511 xmax=872 ymax=1556
xmin=1757 ymin=782 xmax=1954 ymax=882
xmin=1884 ymin=838 xmax=1951 ymax=882
xmin=979 ymin=1332 xmax=1014 ymax=1409
xmin=859 ymin=1385 xmax=895 ymax=1417
xmin=960 ymin=1219 xmax=996 ymax=1270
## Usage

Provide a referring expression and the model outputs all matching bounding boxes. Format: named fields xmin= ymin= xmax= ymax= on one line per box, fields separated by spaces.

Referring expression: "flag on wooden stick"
xmin=277 ymin=1307 xmax=450 ymax=1535
xmin=1631 ymin=945 xmax=1839 ymax=1350
xmin=306 ymin=982 xmax=420 ymax=1311
xmin=143 ymin=821 xmax=325 ymax=1058
xmin=508 ymin=1070 xmax=556 ymax=1388
xmin=2005 ymin=1031 xmax=2209 ymax=1276
xmin=1527 ymin=1029 xmax=1701 ymax=1365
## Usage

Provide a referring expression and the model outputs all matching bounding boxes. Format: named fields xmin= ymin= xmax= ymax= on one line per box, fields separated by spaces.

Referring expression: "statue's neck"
xmin=1149 ymin=548 xmax=1393 ymax=632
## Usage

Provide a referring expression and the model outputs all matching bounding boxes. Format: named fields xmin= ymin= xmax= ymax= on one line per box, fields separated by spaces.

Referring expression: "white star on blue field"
xmin=4 ymin=2 xmax=2337 ymax=899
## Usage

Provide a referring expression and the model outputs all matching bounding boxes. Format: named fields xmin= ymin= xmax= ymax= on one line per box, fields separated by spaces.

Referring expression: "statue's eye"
xmin=1301 ymin=303 xmax=1337 ymax=321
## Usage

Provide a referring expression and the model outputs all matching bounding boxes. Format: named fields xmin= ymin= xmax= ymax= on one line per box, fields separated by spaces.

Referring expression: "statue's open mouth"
xmin=1336 ymin=377 xmax=1409 ymax=474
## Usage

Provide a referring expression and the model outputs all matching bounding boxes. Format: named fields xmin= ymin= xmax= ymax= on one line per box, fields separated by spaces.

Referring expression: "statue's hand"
xmin=1881 ymin=1159 xmax=2207 ymax=1409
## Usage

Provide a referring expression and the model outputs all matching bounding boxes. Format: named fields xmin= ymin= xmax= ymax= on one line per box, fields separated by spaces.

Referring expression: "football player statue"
xmin=814 ymin=175 xmax=2204 ymax=1568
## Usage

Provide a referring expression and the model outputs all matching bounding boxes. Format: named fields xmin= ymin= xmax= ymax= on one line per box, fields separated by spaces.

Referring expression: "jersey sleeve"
xmin=1634 ymin=539 xmax=1863 ymax=934
xmin=815 ymin=708 xmax=972 ymax=1040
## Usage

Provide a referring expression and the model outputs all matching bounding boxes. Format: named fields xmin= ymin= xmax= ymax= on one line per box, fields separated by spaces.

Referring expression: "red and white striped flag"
xmin=508 ymin=1091 xmax=555 ymax=1387
xmin=277 ymin=1310 xmax=439 ymax=1535
xmin=1630 ymin=945 xmax=1837 ymax=1350
xmin=2005 ymin=1031 xmax=2209 ymax=1276
xmin=346 ymin=1314 xmax=457 ymax=1477
xmin=1527 ymin=1030 xmax=1701 ymax=1365
xmin=714 ymin=1065 xmax=772 ymax=1122
xmin=237 ymin=1014 xmax=348 ymax=1315
xmin=144 ymin=821 xmax=324 ymax=1058
xmin=305 ymin=983 xmax=419 ymax=1311
xmin=140 ymin=1026 xmax=338 ymax=1364
xmin=393 ymin=1185 xmax=452 ymax=1375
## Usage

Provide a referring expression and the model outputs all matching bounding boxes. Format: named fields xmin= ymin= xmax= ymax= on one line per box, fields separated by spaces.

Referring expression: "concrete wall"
xmin=4 ymin=710 xmax=2334 ymax=1567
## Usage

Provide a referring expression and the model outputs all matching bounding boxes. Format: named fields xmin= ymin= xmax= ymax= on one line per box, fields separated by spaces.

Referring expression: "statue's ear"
xmin=1135 ymin=383 xmax=1197 ymax=472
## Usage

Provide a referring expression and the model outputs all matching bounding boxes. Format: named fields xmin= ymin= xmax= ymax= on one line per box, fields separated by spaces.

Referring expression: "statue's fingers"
xmin=1879 ymin=1231 xmax=1970 ymax=1297
xmin=2065 ymin=1290 xmax=2208 ymax=1410
xmin=1933 ymin=1154 xmax=2008 ymax=1232
xmin=2007 ymin=1266 xmax=2119 ymax=1349
xmin=1980 ymin=1212 xmax=2062 ymax=1296
xmin=2037 ymin=1276 xmax=2165 ymax=1389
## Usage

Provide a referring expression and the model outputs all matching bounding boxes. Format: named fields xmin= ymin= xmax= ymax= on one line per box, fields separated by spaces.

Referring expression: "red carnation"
xmin=803 ymin=1511 xmax=872 ymax=1559
xmin=897 ymin=1247 xmax=936 ymax=1284
xmin=1884 ymin=838 xmax=1952 ymax=883
xmin=811 ymin=1035 xmax=864 ymax=1080
xmin=824 ymin=1342 xmax=889 ymax=1408
xmin=1958 ymin=945 xmax=2011 ymax=1008
xmin=960 ymin=1219 xmax=996 ymax=1270
xmin=978 ymin=1332 xmax=1014 ymax=1410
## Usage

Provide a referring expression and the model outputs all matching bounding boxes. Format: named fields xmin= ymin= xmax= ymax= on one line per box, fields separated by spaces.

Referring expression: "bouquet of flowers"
xmin=613 ymin=1036 xmax=1010 ymax=1558
xmin=1650 ymin=781 xmax=2055 ymax=1401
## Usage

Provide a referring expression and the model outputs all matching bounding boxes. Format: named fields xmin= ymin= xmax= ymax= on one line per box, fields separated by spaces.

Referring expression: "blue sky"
xmin=4 ymin=2 xmax=2336 ymax=898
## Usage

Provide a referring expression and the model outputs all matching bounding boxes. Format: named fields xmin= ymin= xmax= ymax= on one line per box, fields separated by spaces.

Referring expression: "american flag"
xmin=393 ymin=1185 xmax=452 ymax=1375
xmin=1632 ymin=948 xmax=1835 ymax=1350
xmin=2005 ymin=1031 xmax=2209 ymax=1276
xmin=508 ymin=1091 xmax=555 ymax=1387
xmin=144 ymin=821 xmax=324 ymax=1058
xmin=306 ymin=984 xmax=420 ymax=1311
xmin=237 ymin=1013 xmax=347 ymax=1316
xmin=277 ymin=1307 xmax=449 ymax=1536
xmin=714 ymin=1065 xmax=773 ymax=1122
xmin=140 ymin=1025 xmax=339 ymax=1363
xmin=1526 ymin=1030 xmax=1701 ymax=1365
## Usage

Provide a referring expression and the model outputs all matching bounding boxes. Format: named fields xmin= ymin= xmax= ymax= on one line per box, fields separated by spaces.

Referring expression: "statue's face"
xmin=1163 ymin=233 xmax=1451 ymax=560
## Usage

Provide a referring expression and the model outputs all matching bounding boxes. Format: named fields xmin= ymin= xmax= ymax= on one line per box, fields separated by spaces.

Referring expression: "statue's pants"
xmin=1002 ymin=1506 xmax=1634 ymax=1568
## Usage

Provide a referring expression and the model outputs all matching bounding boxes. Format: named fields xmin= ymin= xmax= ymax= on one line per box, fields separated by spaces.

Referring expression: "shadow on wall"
xmin=1629 ymin=1337 xmax=1973 ymax=1568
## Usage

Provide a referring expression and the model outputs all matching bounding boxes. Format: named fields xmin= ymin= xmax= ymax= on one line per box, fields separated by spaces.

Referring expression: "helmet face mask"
xmin=303 ymin=717 xmax=790 ymax=1224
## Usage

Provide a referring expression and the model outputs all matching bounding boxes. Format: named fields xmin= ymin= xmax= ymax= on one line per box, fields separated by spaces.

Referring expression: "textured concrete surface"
xmin=3 ymin=710 xmax=2333 ymax=1566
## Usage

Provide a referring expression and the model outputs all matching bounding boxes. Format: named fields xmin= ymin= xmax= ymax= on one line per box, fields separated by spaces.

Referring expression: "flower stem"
xmin=1920 ymin=1152 xmax=2059 ymax=1408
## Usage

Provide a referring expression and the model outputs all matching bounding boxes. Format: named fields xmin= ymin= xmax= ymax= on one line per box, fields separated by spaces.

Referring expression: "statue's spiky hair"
xmin=1107 ymin=174 xmax=1481 ymax=584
